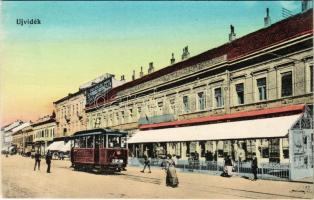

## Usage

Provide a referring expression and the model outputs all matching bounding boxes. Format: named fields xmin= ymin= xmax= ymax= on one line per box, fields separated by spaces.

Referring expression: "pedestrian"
xmin=165 ymin=154 xmax=179 ymax=187
xmin=251 ymin=155 xmax=258 ymax=181
xmin=205 ymin=150 xmax=213 ymax=162
xmin=140 ymin=154 xmax=151 ymax=173
xmin=34 ymin=151 xmax=41 ymax=171
xmin=222 ymin=155 xmax=233 ymax=177
xmin=194 ymin=151 xmax=199 ymax=161
xmin=46 ymin=150 xmax=52 ymax=173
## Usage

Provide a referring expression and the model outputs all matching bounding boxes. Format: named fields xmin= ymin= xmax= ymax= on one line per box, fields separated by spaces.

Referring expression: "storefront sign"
xmin=86 ymin=78 xmax=112 ymax=105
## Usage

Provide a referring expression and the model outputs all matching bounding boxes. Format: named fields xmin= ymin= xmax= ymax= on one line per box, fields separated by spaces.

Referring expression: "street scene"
xmin=1 ymin=1 xmax=314 ymax=199
xmin=2 ymin=155 xmax=313 ymax=198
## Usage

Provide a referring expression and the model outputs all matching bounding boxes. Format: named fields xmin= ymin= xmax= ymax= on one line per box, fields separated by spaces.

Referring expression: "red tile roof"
xmin=87 ymin=9 xmax=313 ymax=109
xmin=139 ymin=104 xmax=305 ymax=130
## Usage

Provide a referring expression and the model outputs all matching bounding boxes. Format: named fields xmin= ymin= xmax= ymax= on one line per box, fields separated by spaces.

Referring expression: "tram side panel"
xmin=72 ymin=148 xmax=95 ymax=164
xmin=99 ymin=148 xmax=128 ymax=168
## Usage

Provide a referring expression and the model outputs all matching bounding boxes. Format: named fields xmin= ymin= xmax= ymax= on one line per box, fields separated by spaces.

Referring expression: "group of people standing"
xmin=222 ymin=154 xmax=258 ymax=181
xmin=34 ymin=150 xmax=52 ymax=173
xmin=141 ymin=154 xmax=179 ymax=188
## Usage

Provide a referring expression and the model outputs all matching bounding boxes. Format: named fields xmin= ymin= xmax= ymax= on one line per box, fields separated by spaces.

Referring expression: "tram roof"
xmin=72 ymin=128 xmax=127 ymax=138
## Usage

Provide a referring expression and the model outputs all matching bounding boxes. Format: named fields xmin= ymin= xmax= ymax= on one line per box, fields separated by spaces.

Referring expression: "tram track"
xmin=56 ymin=163 xmax=312 ymax=199
xmin=120 ymin=173 xmax=312 ymax=199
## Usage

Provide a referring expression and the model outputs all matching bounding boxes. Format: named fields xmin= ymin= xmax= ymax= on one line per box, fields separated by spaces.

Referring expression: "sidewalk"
xmin=129 ymin=165 xmax=314 ymax=199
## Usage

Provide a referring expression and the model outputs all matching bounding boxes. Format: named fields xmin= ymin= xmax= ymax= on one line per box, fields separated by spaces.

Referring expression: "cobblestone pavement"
xmin=1 ymin=155 xmax=313 ymax=198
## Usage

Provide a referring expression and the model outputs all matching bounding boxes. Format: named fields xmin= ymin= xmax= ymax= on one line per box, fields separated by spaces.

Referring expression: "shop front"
xmin=128 ymin=106 xmax=313 ymax=181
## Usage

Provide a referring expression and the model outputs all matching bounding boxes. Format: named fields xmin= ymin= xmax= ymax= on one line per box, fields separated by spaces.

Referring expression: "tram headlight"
xmin=112 ymin=159 xmax=124 ymax=164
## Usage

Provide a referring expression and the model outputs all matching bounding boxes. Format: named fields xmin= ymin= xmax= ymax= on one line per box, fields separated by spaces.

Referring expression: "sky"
xmin=0 ymin=1 xmax=302 ymax=126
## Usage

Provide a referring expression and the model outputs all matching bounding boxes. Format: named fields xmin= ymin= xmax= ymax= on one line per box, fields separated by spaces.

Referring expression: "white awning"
xmin=60 ymin=141 xmax=71 ymax=152
xmin=47 ymin=141 xmax=65 ymax=151
xmin=128 ymin=114 xmax=301 ymax=143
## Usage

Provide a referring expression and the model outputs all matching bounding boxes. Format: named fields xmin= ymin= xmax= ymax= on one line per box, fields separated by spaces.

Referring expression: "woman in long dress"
xmin=165 ymin=154 xmax=179 ymax=187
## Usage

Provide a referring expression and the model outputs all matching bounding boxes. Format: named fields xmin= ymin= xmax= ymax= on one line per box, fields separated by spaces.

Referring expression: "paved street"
xmin=1 ymin=155 xmax=313 ymax=198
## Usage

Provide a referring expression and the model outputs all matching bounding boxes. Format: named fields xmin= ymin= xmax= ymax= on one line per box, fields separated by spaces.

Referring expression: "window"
xmin=269 ymin=138 xmax=280 ymax=163
xmin=121 ymin=111 xmax=124 ymax=123
xmin=197 ymin=92 xmax=206 ymax=111
xmin=183 ymin=96 xmax=189 ymax=113
xmin=244 ymin=140 xmax=256 ymax=160
xmin=236 ymin=83 xmax=244 ymax=105
xmin=170 ymin=98 xmax=176 ymax=113
xmin=282 ymin=138 xmax=289 ymax=159
xmin=158 ymin=101 xmax=163 ymax=109
xmin=217 ymin=141 xmax=224 ymax=158
xmin=257 ymin=78 xmax=267 ymax=101
xmin=310 ymin=65 xmax=313 ymax=92
xmin=281 ymin=71 xmax=293 ymax=97
xmin=186 ymin=141 xmax=190 ymax=157
xmin=116 ymin=113 xmax=119 ymax=124
xmin=108 ymin=135 xmax=126 ymax=148
xmin=99 ymin=135 xmax=107 ymax=148
xmin=86 ymin=136 xmax=94 ymax=148
xmin=79 ymin=137 xmax=86 ymax=148
xmin=259 ymin=139 xmax=269 ymax=158
xmin=137 ymin=107 xmax=142 ymax=114
xmin=199 ymin=141 xmax=206 ymax=157
xmin=214 ymin=88 xmax=223 ymax=107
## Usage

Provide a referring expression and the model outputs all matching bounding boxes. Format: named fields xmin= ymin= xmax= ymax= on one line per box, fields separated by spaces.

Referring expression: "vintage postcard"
xmin=1 ymin=0 xmax=313 ymax=198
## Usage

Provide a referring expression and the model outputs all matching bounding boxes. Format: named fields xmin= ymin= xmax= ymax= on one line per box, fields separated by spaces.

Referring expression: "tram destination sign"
xmin=86 ymin=78 xmax=112 ymax=105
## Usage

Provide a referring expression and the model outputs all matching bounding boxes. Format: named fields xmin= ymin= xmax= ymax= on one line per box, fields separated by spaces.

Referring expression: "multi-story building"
xmin=53 ymin=73 xmax=125 ymax=139
xmin=53 ymin=91 xmax=86 ymax=138
xmin=21 ymin=125 xmax=34 ymax=154
xmin=85 ymin=9 xmax=313 ymax=180
xmin=8 ymin=122 xmax=31 ymax=153
xmin=32 ymin=115 xmax=56 ymax=155
xmin=1 ymin=120 xmax=25 ymax=152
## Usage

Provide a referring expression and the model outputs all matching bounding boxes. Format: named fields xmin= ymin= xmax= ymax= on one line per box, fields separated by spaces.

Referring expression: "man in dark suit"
xmin=251 ymin=155 xmax=258 ymax=181
xmin=45 ymin=150 xmax=52 ymax=173
xmin=140 ymin=154 xmax=151 ymax=173
xmin=34 ymin=151 xmax=41 ymax=171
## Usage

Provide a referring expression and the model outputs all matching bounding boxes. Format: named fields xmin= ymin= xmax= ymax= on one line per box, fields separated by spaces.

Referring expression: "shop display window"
xmin=259 ymin=139 xmax=269 ymax=158
xmin=269 ymin=138 xmax=280 ymax=163
xmin=282 ymin=138 xmax=289 ymax=159
xmin=199 ymin=141 xmax=206 ymax=157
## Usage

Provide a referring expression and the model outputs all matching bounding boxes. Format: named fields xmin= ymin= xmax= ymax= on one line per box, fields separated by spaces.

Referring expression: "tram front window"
xmin=108 ymin=135 xmax=127 ymax=148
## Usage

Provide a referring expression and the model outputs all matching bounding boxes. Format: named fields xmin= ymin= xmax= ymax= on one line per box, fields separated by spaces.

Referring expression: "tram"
xmin=70 ymin=128 xmax=128 ymax=172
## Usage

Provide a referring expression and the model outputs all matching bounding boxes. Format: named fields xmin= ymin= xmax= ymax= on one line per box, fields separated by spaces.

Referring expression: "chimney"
xmin=264 ymin=8 xmax=271 ymax=27
xmin=132 ymin=70 xmax=135 ymax=81
xmin=228 ymin=25 xmax=236 ymax=42
xmin=148 ymin=62 xmax=154 ymax=74
xmin=140 ymin=66 xmax=144 ymax=78
xmin=170 ymin=53 xmax=175 ymax=64
xmin=120 ymin=75 xmax=125 ymax=81
xmin=181 ymin=46 xmax=190 ymax=60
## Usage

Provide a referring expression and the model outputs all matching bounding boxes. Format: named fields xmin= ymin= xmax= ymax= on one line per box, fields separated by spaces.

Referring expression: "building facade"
xmin=84 ymin=9 xmax=313 ymax=178
xmin=53 ymin=73 xmax=125 ymax=138
xmin=20 ymin=125 xmax=34 ymax=154
xmin=54 ymin=91 xmax=86 ymax=138
xmin=86 ymin=10 xmax=313 ymax=132
xmin=32 ymin=116 xmax=56 ymax=155
xmin=1 ymin=120 xmax=24 ymax=151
